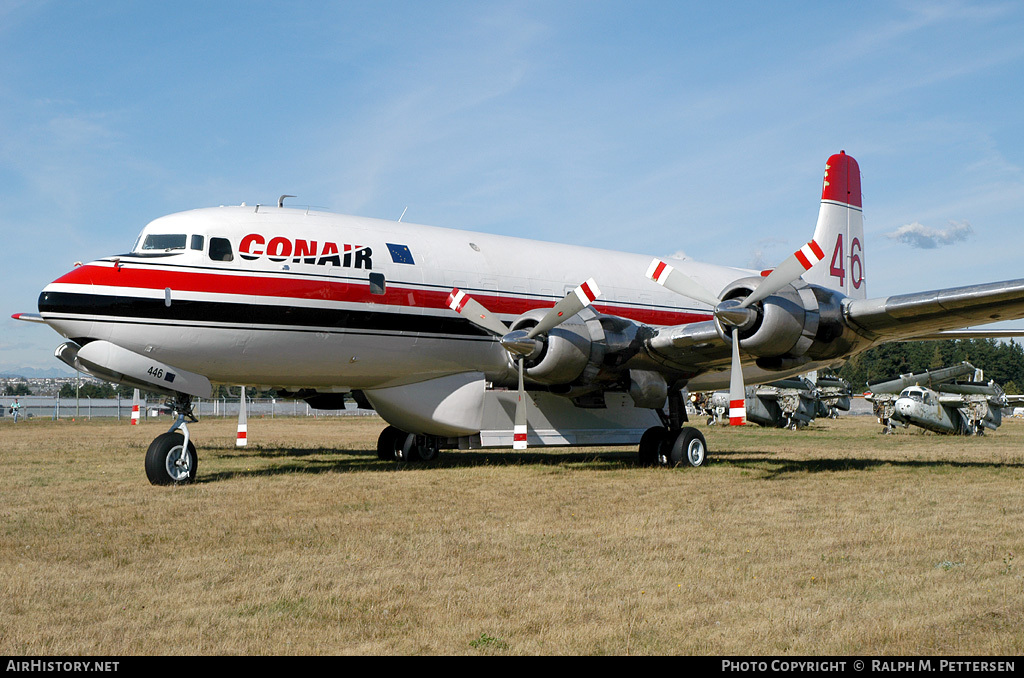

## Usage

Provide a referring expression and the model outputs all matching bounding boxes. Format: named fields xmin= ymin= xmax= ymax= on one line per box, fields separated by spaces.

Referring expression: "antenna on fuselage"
xmin=278 ymin=194 xmax=296 ymax=208
xmin=398 ymin=206 xmax=408 ymax=222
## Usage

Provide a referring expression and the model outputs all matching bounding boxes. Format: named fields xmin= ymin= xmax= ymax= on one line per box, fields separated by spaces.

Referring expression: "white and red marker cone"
xmin=236 ymin=387 xmax=248 ymax=447
xmin=131 ymin=388 xmax=140 ymax=425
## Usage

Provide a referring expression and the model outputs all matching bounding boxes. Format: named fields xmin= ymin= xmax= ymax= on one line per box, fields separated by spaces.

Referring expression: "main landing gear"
xmin=638 ymin=390 xmax=708 ymax=468
xmin=144 ymin=394 xmax=198 ymax=485
xmin=377 ymin=426 xmax=440 ymax=463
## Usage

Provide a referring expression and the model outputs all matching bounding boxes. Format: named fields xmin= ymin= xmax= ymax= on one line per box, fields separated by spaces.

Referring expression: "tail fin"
xmin=802 ymin=151 xmax=866 ymax=299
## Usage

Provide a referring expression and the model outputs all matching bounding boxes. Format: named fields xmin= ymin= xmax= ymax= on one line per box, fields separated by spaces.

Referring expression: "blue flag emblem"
xmin=386 ymin=243 xmax=415 ymax=265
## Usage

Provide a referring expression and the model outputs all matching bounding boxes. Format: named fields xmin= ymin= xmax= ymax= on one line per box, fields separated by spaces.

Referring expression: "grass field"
xmin=2 ymin=413 xmax=1022 ymax=655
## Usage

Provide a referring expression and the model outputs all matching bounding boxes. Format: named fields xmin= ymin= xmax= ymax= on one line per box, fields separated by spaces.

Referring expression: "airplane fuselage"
xmin=37 ymin=205 xmax=843 ymax=394
xmin=894 ymin=387 xmax=961 ymax=434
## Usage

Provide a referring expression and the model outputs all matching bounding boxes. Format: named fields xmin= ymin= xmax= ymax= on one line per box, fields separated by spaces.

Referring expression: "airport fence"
xmin=0 ymin=395 xmax=372 ymax=421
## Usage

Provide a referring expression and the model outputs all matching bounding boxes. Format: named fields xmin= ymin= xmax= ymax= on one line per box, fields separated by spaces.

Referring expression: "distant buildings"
xmin=0 ymin=375 xmax=109 ymax=397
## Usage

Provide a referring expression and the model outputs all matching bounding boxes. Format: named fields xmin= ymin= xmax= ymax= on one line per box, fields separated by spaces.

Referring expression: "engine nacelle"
xmin=509 ymin=310 xmax=600 ymax=385
xmin=714 ymin=277 xmax=849 ymax=370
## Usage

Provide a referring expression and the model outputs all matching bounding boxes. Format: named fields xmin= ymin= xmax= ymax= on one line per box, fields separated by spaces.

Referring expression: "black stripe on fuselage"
xmin=38 ymin=291 xmax=494 ymax=338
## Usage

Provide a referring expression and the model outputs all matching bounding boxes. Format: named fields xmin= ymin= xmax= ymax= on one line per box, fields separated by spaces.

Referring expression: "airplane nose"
xmin=35 ymin=262 xmax=110 ymax=339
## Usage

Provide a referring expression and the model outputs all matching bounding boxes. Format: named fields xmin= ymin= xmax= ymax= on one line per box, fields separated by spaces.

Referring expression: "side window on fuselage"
xmin=209 ymin=237 xmax=234 ymax=262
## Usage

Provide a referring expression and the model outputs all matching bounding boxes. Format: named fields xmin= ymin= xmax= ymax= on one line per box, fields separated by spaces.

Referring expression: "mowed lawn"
xmin=2 ymin=413 xmax=1022 ymax=655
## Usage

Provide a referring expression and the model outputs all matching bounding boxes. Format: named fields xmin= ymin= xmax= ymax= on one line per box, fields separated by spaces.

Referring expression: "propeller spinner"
xmin=647 ymin=240 xmax=825 ymax=425
xmin=447 ymin=279 xmax=601 ymax=449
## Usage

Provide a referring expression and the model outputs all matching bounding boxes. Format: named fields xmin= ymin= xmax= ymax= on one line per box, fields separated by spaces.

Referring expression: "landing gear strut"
xmin=638 ymin=390 xmax=708 ymax=467
xmin=145 ymin=394 xmax=198 ymax=485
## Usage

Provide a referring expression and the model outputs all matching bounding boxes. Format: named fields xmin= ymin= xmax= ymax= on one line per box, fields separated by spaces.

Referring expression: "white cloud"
xmin=884 ymin=220 xmax=973 ymax=249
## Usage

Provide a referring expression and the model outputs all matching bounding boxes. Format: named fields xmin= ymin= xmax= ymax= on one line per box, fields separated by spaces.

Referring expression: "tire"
xmin=145 ymin=432 xmax=198 ymax=485
xmin=394 ymin=431 xmax=419 ymax=462
xmin=669 ymin=427 xmax=707 ymax=467
xmin=377 ymin=426 xmax=400 ymax=460
xmin=638 ymin=426 xmax=668 ymax=467
xmin=415 ymin=437 xmax=440 ymax=462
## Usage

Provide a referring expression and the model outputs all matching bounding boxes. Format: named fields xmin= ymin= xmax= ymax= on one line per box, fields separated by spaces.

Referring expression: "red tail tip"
xmin=821 ymin=152 xmax=862 ymax=208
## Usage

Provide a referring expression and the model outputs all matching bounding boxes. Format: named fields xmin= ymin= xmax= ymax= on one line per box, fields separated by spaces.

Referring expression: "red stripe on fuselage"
xmin=51 ymin=263 xmax=711 ymax=327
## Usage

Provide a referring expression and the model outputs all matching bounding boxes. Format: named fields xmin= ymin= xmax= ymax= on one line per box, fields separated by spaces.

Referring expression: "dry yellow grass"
xmin=2 ymin=413 xmax=1022 ymax=655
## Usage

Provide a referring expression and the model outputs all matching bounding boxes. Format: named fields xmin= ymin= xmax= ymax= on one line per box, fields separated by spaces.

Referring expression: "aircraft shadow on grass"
xmin=194 ymin=443 xmax=1024 ymax=483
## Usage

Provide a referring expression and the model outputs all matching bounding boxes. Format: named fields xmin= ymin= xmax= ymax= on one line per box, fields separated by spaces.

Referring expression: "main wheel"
xmin=378 ymin=427 xmax=440 ymax=463
xmin=414 ymin=436 xmax=440 ymax=462
xmin=145 ymin=432 xmax=198 ymax=485
xmin=394 ymin=431 xmax=419 ymax=462
xmin=638 ymin=426 xmax=669 ymax=467
xmin=669 ymin=427 xmax=707 ymax=467
xmin=377 ymin=426 xmax=401 ymax=460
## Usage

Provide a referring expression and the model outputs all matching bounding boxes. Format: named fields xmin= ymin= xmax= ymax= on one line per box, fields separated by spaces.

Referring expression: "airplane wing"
xmin=642 ymin=278 xmax=1024 ymax=394
xmin=843 ymin=279 xmax=1024 ymax=343
xmin=937 ymin=392 xmax=971 ymax=406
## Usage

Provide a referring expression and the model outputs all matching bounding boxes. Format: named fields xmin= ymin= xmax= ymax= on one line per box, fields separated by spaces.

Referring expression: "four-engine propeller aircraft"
xmin=15 ymin=151 xmax=1024 ymax=484
xmin=865 ymin=363 xmax=1021 ymax=435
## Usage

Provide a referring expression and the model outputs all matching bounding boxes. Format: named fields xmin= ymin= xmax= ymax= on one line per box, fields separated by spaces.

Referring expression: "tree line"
xmin=836 ymin=338 xmax=1024 ymax=393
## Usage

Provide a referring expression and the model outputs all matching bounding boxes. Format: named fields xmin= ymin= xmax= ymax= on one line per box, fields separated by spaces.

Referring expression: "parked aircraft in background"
xmin=15 ymin=151 xmax=1024 ymax=484
xmin=865 ymin=363 xmax=1021 ymax=435
xmin=695 ymin=373 xmax=852 ymax=429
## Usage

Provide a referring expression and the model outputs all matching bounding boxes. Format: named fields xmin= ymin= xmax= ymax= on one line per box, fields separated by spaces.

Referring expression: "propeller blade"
xmin=728 ymin=328 xmax=746 ymax=426
xmin=646 ymin=258 xmax=720 ymax=307
xmin=526 ymin=278 xmax=601 ymax=339
xmin=740 ymin=239 xmax=825 ymax=308
xmin=513 ymin=359 xmax=528 ymax=450
xmin=449 ymin=281 xmax=599 ymax=452
xmin=446 ymin=288 xmax=510 ymax=337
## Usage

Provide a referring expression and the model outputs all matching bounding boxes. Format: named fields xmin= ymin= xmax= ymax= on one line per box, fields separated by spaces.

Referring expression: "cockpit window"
xmin=191 ymin=235 xmax=205 ymax=251
xmin=141 ymin=234 xmax=187 ymax=251
xmin=209 ymin=237 xmax=234 ymax=262
xmin=900 ymin=388 xmax=924 ymax=403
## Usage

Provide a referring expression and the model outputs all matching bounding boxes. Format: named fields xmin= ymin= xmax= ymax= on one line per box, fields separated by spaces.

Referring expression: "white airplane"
xmin=866 ymin=363 xmax=1020 ymax=435
xmin=698 ymin=373 xmax=852 ymax=430
xmin=14 ymin=151 xmax=1024 ymax=484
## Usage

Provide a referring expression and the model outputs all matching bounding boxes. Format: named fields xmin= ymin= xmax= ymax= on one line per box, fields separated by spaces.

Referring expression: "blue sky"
xmin=3 ymin=1 xmax=1024 ymax=372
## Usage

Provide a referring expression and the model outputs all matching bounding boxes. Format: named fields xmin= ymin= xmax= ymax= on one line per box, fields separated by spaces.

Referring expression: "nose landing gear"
xmin=144 ymin=394 xmax=198 ymax=485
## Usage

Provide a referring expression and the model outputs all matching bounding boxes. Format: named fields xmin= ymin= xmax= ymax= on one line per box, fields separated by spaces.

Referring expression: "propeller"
xmin=447 ymin=279 xmax=602 ymax=448
xmin=647 ymin=239 xmax=825 ymax=425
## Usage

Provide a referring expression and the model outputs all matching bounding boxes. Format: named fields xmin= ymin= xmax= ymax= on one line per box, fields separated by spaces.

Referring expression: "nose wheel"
xmin=145 ymin=431 xmax=198 ymax=485
xmin=144 ymin=394 xmax=199 ymax=485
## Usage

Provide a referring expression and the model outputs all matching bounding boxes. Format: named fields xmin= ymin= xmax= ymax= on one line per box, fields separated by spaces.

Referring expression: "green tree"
xmin=838 ymin=338 xmax=1024 ymax=389
xmin=7 ymin=382 xmax=32 ymax=396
